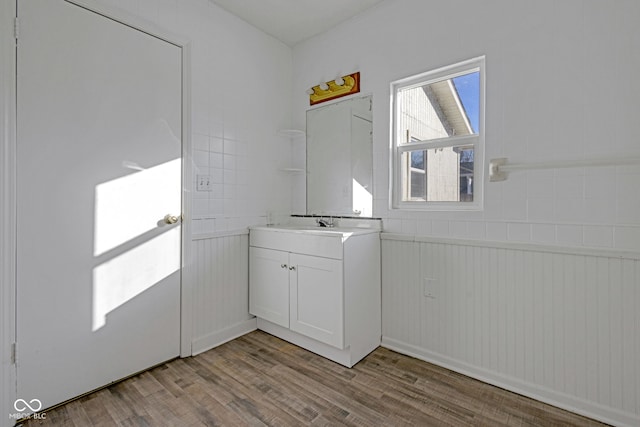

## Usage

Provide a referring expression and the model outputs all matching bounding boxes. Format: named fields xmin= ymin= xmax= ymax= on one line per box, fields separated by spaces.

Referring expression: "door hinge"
xmin=14 ymin=17 xmax=19 ymax=40
xmin=11 ymin=342 xmax=16 ymax=364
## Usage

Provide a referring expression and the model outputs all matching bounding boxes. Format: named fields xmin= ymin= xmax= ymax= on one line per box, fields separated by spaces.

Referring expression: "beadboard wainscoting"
xmin=191 ymin=230 xmax=256 ymax=355
xmin=381 ymin=233 xmax=640 ymax=427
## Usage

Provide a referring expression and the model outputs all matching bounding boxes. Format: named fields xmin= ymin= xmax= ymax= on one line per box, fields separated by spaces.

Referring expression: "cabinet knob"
xmin=281 ymin=264 xmax=287 ymax=269
xmin=289 ymin=266 xmax=296 ymax=271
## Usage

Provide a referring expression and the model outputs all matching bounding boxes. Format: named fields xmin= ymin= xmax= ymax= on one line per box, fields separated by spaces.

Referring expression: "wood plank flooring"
xmin=20 ymin=330 xmax=607 ymax=426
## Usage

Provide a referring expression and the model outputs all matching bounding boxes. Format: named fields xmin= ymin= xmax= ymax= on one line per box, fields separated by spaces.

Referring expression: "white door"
xmin=16 ymin=0 xmax=183 ymax=410
xmin=289 ymin=253 xmax=343 ymax=348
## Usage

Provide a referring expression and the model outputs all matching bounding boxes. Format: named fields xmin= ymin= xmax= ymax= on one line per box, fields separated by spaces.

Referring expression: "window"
xmin=391 ymin=57 xmax=485 ymax=210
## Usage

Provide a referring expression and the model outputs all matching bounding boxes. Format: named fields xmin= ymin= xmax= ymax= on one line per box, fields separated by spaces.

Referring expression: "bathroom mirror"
xmin=306 ymin=95 xmax=373 ymax=217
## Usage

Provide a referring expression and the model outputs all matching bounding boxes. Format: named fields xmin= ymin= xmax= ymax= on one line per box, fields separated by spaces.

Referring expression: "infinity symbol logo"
xmin=14 ymin=398 xmax=42 ymax=412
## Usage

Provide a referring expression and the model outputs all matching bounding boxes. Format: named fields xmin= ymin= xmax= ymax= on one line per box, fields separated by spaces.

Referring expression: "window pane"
xmin=408 ymin=150 xmax=426 ymax=199
xmin=398 ymin=71 xmax=479 ymax=143
xmin=410 ymin=150 xmax=424 ymax=169
xmin=402 ymin=146 xmax=474 ymax=202
xmin=458 ymin=147 xmax=474 ymax=202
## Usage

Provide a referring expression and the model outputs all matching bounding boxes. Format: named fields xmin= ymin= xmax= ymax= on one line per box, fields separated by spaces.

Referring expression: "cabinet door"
xmin=289 ymin=253 xmax=344 ymax=348
xmin=249 ymin=247 xmax=290 ymax=328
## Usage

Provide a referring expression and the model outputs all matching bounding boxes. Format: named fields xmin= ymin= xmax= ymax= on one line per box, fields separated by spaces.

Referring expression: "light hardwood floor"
xmin=20 ymin=330 xmax=607 ymax=426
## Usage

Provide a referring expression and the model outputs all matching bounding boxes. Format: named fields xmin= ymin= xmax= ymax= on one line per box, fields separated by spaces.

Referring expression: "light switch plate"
xmin=196 ymin=174 xmax=211 ymax=191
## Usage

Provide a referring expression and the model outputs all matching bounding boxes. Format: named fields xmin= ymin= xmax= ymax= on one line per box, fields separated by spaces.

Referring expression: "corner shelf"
xmin=278 ymin=128 xmax=305 ymax=173
xmin=277 ymin=129 xmax=305 ymax=138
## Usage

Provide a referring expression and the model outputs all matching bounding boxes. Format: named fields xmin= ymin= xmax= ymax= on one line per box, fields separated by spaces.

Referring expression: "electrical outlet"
xmin=196 ymin=175 xmax=211 ymax=191
xmin=423 ymin=277 xmax=436 ymax=299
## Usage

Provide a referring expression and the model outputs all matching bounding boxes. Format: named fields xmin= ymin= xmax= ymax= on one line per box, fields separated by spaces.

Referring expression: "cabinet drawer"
xmin=250 ymin=229 xmax=343 ymax=259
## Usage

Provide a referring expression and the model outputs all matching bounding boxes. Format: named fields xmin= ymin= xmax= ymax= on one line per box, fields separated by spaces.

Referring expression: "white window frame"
xmin=390 ymin=56 xmax=485 ymax=211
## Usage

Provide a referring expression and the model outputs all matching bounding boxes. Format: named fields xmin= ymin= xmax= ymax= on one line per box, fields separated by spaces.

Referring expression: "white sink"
xmin=252 ymin=224 xmax=378 ymax=236
xmin=258 ymin=225 xmax=360 ymax=236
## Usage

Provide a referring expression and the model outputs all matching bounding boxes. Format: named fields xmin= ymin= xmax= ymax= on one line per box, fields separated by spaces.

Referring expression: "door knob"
xmin=164 ymin=214 xmax=180 ymax=225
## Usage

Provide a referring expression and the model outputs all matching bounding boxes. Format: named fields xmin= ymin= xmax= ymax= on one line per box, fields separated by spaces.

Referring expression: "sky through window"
xmin=452 ymin=72 xmax=479 ymax=133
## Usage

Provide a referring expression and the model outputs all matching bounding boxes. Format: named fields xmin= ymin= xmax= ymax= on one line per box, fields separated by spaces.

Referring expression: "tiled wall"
xmin=291 ymin=0 xmax=640 ymax=252
xmin=100 ymin=0 xmax=295 ymax=235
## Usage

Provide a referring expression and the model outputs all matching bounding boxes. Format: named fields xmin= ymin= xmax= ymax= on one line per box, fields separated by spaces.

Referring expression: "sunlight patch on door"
xmin=94 ymin=158 xmax=181 ymax=257
xmin=92 ymin=227 xmax=180 ymax=331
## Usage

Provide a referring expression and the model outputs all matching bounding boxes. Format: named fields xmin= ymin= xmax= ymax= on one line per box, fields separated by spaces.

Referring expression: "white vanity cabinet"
xmin=250 ymin=247 xmax=343 ymax=347
xmin=249 ymin=226 xmax=381 ymax=367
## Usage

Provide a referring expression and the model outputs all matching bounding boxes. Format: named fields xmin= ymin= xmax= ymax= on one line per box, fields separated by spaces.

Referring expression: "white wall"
xmin=191 ymin=231 xmax=254 ymax=355
xmin=292 ymin=0 xmax=640 ymax=251
xmin=292 ymin=1 xmax=640 ymax=425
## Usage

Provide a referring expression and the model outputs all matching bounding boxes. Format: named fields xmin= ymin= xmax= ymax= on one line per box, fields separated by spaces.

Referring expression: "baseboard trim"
xmin=191 ymin=318 xmax=257 ymax=356
xmin=381 ymin=336 xmax=638 ymax=427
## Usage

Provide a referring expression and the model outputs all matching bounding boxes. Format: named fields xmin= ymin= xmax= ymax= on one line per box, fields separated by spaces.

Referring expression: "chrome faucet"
xmin=317 ymin=217 xmax=334 ymax=228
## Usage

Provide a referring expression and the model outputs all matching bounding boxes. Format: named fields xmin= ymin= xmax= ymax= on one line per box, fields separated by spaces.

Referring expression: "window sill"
xmin=392 ymin=201 xmax=483 ymax=212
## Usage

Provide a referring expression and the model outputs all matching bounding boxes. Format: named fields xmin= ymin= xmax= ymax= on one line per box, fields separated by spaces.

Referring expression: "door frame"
xmin=0 ymin=0 xmax=193 ymax=418
xmin=1 ymin=0 xmax=18 ymax=420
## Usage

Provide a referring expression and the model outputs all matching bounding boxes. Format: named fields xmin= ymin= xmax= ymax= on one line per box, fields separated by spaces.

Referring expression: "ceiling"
xmin=209 ymin=0 xmax=385 ymax=46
